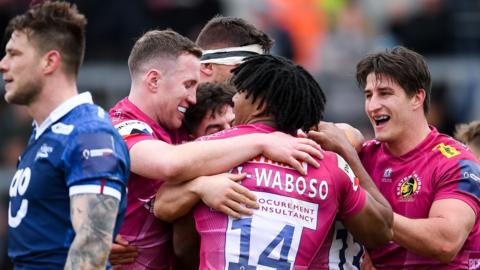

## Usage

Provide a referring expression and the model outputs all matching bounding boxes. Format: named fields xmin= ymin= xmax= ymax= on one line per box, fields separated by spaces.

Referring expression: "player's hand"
xmin=308 ymin=122 xmax=362 ymax=155
xmin=110 ymin=234 xmax=138 ymax=269
xmin=196 ymin=173 xmax=258 ymax=219
xmin=335 ymin=122 xmax=364 ymax=152
xmin=361 ymin=251 xmax=377 ymax=270
xmin=262 ymin=132 xmax=323 ymax=175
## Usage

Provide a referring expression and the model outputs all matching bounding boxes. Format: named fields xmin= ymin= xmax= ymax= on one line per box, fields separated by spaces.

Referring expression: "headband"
xmin=200 ymin=44 xmax=264 ymax=65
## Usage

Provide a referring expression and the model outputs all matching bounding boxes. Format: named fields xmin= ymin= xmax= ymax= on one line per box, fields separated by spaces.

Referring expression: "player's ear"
xmin=145 ymin=69 xmax=161 ymax=92
xmin=42 ymin=50 xmax=61 ymax=75
xmin=200 ymin=63 xmax=213 ymax=76
xmin=411 ymin=89 xmax=426 ymax=111
xmin=253 ymin=99 xmax=268 ymax=117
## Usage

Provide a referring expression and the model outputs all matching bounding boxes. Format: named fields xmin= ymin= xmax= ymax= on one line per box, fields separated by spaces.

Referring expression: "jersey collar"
xmin=34 ymin=92 xmax=94 ymax=140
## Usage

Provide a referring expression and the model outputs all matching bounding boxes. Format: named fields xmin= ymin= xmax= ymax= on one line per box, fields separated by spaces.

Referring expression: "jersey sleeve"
xmin=332 ymin=154 xmax=366 ymax=219
xmin=433 ymin=157 xmax=480 ymax=216
xmin=114 ymin=119 xmax=157 ymax=149
xmin=64 ymin=122 xmax=130 ymax=200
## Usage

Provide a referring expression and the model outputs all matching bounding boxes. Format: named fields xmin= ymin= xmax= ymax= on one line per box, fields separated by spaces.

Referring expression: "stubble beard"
xmin=5 ymin=80 xmax=41 ymax=106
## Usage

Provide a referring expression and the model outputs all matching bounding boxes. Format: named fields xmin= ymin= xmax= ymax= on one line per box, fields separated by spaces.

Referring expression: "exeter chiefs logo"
xmin=396 ymin=172 xmax=422 ymax=200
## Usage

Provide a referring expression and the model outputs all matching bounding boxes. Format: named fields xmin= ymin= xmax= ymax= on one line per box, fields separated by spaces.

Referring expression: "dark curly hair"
xmin=231 ymin=54 xmax=326 ymax=133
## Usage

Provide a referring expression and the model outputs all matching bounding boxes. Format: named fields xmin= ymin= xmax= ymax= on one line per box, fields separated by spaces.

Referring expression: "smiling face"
xmin=154 ymin=53 xmax=201 ymax=130
xmin=0 ymin=30 xmax=44 ymax=105
xmin=364 ymin=72 xmax=420 ymax=143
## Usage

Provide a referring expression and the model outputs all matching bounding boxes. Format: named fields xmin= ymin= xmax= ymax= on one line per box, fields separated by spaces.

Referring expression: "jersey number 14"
xmin=227 ymin=217 xmax=296 ymax=270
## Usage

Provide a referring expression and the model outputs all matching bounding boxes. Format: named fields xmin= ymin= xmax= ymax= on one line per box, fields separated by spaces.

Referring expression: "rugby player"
xmin=1 ymin=2 xmax=130 ymax=269
xmin=310 ymin=46 xmax=480 ymax=269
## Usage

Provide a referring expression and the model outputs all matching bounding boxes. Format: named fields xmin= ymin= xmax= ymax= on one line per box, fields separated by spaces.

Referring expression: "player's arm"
xmin=65 ymin=193 xmax=119 ymax=270
xmin=130 ymin=132 xmax=322 ymax=183
xmin=308 ymin=122 xmax=391 ymax=210
xmin=392 ymin=199 xmax=476 ymax=263
xmin=154 ymin=173 xmax=258 ymax=221
xmin=324 ymin=147 xmax=392 ymax=249
xmin=341 ymin=192 xmax=393 ymax=248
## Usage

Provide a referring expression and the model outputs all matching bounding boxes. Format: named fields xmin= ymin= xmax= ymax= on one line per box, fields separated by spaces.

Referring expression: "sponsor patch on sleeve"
xmin=433 ymin=143 xmax=461 ymax=158
xmin=337 ymin=154 xmax=359 ymax=191
xmin=114 ymin=120 xmax=153 ymax=138
xmin=76 ymin=132 xmax=118 ymax=174
xmin=458 ymin=159 xmax=480 ymax=199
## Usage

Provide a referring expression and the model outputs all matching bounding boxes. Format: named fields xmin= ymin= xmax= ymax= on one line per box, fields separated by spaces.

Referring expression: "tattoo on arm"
xmin=64 ymin=193 xmax=120 ymax=270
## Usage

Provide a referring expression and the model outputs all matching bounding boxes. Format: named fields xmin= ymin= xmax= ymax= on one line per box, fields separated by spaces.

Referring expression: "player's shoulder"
xmin=320 ymin=150 xmax=341 ymax=164
xmin=427 ymin=133 xmax=480 ymax=183
xmin=359 ymin=139 xmax=382 ymax=153
xmin=109 ymin=102 xmax=133 ymax=124
xmin=320 ymin=151 xmax=360 ymax=191
xmin=430 ymin=133 xmax=476 ymax=162
xmin=320 ymin=151 xmax=353 ymax=176
xmin=62 ymin=103 xmax=118 ymax=135
xmin=108 ymin=97 xmax=145 ymax=125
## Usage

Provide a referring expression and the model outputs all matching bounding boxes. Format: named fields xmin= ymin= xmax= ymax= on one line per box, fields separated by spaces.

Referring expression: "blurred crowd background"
xmin=1 ymin=0 xmax=479 ymax=268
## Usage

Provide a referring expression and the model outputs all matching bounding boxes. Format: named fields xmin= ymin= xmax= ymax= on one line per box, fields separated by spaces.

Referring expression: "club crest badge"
xmin=396 ymin=172 xmax=422 ymax=201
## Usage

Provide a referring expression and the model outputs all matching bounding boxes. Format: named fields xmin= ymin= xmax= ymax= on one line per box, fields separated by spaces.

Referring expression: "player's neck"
xmin=128 ymin=89 xmax=158 ymax=123
xmin=247 ymin=117 xmax=276 ymax=129
xmin=28 ymin=77 xmax=78 ymax=126
xmin=385 ymin=120 xmax=431 ymax=157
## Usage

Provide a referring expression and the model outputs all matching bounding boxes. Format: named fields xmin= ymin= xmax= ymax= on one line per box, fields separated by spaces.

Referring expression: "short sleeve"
xmin=114 ymin=120 xmax=156 ymax=149
xmin=69 ymin=178 xmax=124 ymax=200
xmin=64 ymin=124 xmax=130 ymax=198
xmin=333 ymin=154 xmax=367 ymax=219
xmin=434 ymin=158 xmax=480 ymax=216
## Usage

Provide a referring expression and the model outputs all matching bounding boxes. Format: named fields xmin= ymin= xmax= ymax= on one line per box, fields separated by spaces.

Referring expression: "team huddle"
xmin=3 ymin=1 xmax=480 ymax=270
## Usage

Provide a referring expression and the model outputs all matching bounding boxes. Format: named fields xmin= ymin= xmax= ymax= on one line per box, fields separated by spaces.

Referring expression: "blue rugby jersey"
xmin=8 ymin=92 xmax=130 ymax=269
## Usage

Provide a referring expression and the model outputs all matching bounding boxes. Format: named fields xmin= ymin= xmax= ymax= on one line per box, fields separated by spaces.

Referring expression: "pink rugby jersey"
xmin=194 ymin=123 xmax=366 ymax=269
xmin=359 ymin=127 xmax=480 ymax=270
xmin=109 ymin=97 xmax=188 ymax=270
